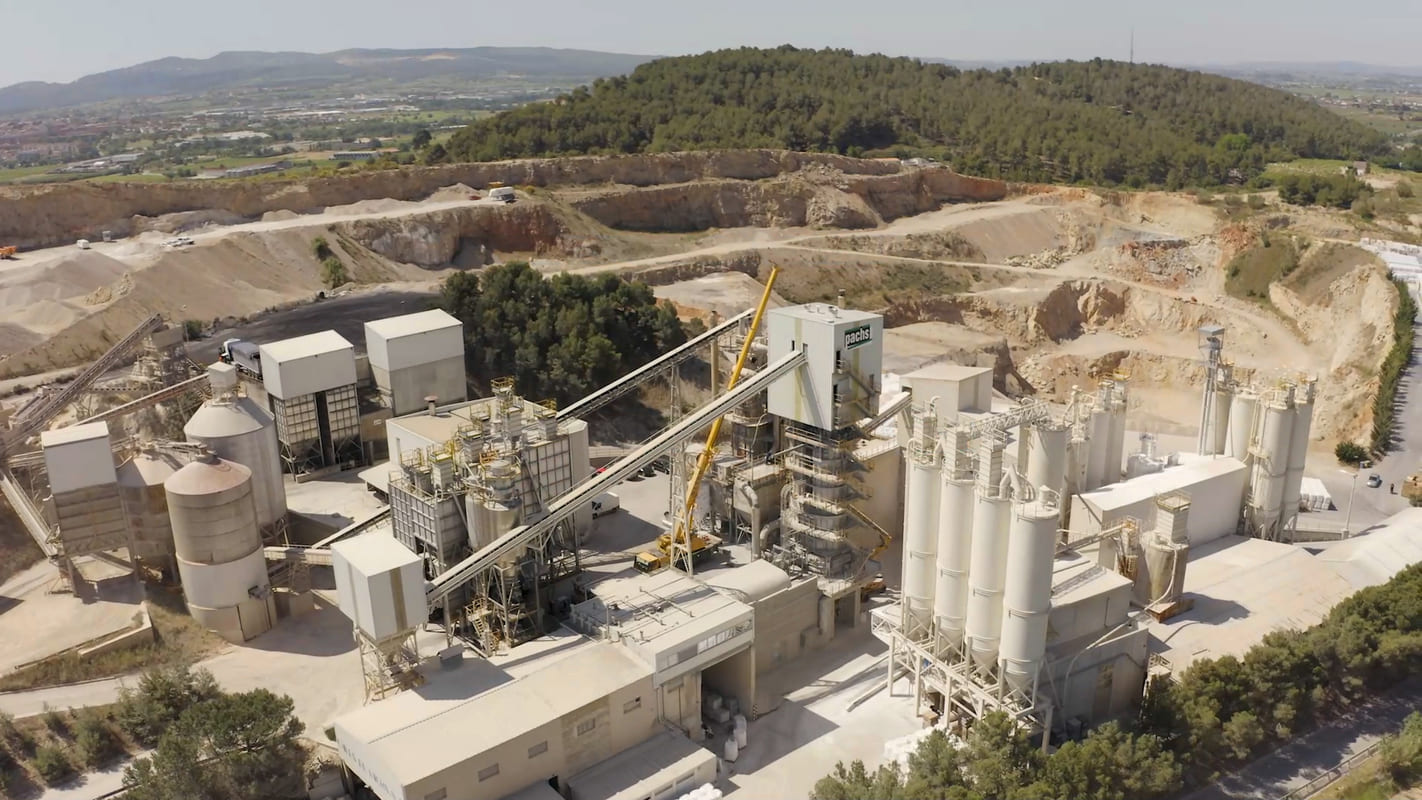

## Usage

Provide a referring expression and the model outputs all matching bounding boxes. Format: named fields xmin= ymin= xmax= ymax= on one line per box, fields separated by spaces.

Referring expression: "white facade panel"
xmin=384 ymin=358 xmax=468 ymax=416
xmin=332 ymin=533 xmax=426 ymax=641
xmin=365 ymin=311 xmax=464 ymax=372
xmin=1072 ymin=458 xmax=1248 ymax=547
xmin=260 ymin=331 xmax=357 ymax=400
xmin=766 ymin=304 xmax=882 ymax=431
xmin=42 ymin=422 xmax=117 ymax=493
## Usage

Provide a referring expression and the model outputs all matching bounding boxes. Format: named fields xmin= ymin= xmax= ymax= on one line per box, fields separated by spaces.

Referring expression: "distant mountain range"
xmin=0 ymin=47 xmax=656 ymax=114
xmin=2 ymin=47 xmax=1417 ymax=116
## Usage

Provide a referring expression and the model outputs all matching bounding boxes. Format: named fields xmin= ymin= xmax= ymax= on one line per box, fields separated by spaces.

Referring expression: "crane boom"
xmin=669 ymin=266 xmax=779 ymax=573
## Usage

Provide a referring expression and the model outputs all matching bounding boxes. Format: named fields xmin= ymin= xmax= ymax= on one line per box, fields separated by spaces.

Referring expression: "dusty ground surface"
xmin=0 ymin=151 xmax=1409 ymax=482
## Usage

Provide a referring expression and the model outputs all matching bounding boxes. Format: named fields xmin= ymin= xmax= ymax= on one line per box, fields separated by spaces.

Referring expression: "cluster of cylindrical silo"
xmin=1244 ymin=379 xmax=1316 ymax=540
xmin=900 ymin=405 xmax=1069 ymax=697
xmin=183 ymin=363 xmax=287 ymax=542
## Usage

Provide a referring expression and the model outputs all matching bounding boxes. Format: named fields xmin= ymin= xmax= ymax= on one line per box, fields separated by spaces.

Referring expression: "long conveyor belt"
xmin=427 ymin=347 xmax=807 ymax=604
xmin=556 ymin=309 xmax=752 ymax=421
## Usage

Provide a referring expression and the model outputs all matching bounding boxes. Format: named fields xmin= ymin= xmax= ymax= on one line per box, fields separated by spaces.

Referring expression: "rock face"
xmin=0 ymin=150 xmax=922 ymax=250
xmin=337 ymin=204 xmax=576 ymax=267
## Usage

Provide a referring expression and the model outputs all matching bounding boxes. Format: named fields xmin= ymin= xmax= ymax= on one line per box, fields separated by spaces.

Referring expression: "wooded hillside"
xmin=446 ymin=47 xmax=1390 ymax=189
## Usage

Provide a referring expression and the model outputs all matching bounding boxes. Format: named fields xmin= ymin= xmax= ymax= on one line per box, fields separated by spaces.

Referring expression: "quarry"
xmin=0 ymin=149 xmax=1418 ymax=800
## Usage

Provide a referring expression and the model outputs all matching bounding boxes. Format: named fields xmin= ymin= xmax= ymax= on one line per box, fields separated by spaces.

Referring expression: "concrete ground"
xmin=0 ymin=561 xmax=144 ymax=674
xmin=185 ymin=288 xmax=440 ymax=364
xmin=0 ymin=586 xmax=446 ymax=732
xmin=283 ymin=470 xmax=387 ymax=538
xmin=715 ymin=626 xmax=921 ymax=798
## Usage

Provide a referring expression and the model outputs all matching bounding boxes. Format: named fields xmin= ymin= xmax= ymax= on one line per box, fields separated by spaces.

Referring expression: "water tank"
xmin=164 ymin=454 xmax=274 ymax=643
xmin=1280 ymin=382 xmax=1315 ymax=532
xmin=933 ymin=476 xmax=975 ymax=655
xmin=999 ymin=499 xmax=1058 ymax=694
xmin=903 ymin=457 xmax=940 ymax=638
xmin=1249 ymin=394 xmax=1295 ymax=538
xmin=1025 ymin=424 xmax=1068 ymax=499
xmin=964 ymin=490 xmax=1011 ymax=672
xmin=1225 ymin=391 xmax=1259 ymax=461
xmin=184 ymin=369 xmax=287 ymax=538
xmin=1084 ymin=410 xmax=1111 ymax=490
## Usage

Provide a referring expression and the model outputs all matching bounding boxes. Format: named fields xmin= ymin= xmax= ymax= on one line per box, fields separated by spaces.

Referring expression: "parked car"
xmin=1367 ymin=473 xmax=1383 ymax=488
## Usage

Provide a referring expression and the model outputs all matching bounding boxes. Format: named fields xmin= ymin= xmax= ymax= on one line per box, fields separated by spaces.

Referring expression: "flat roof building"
xmin=334 ymin=641 xmax=657 ymax=800
xmin=1070 ymin=456 xmax=1248 ymax=547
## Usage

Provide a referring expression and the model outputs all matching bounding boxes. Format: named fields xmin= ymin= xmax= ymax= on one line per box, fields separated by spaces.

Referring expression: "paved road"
xmin=1312 ymin=319 xmax=1422 ymax=535
xmin=184 ymin=285 xmax=439 ymax=364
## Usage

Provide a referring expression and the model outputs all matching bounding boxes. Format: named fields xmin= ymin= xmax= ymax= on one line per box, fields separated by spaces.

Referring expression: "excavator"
xmin=633 ymin=266 xmax=781 ymax=575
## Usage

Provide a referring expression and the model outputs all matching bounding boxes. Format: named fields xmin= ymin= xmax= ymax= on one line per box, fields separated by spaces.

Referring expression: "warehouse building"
xmin=1069 ymin=456 xmax=1248 ymax=546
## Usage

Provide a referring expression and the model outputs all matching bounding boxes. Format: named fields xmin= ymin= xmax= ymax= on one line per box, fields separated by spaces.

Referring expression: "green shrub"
xmin=1247 ymin=194 xmax=1266 ymax=209
xmin=32 ymin=743 xmax=72 ymax=785
xmin=74 ymin=710 xmax=121 ymax=768
xmin=41 ymin=704 xmax=66 ymax=737
xmin=1335 ymin=441 xmax=1368 ymax=465
xmin=1398 ymin=181 xmax=1414 ymax=199
xmin=182 ymin=319 xmax=204 ymax=340
xmin=116 ymin=665 xmax=220 ymax=747
xmin=320 ymin=256 xmax=349 ymax=288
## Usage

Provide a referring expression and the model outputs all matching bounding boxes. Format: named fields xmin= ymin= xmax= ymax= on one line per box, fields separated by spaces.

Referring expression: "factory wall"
xmin=1048 ymin=578 xmax=1134 ymax=645
xmin=1068 ymin=462 xmax=1247 ymax=547
xmin=1045 ymin=627 xmax=1149 ymax=725
xmin=856 ymin=442 xmax=905 ymax=542
xmin=400 ymin=675 xmax=658 ymax=800
xmin=374 ymin=357 xmax=467 ymax=417
xmin=751 ymin=577 xmax=830 ymax=675
xmin=658 ymin=671 xmax=703 ymax=742
xmin=702 ymin=647 xmax=755 ymax=726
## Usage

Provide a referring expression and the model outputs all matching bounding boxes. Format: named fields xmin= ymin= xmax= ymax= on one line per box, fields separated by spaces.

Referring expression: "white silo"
xmin=185 ymin=363 xmax=287 ymax=542
xmin=1280 ymin=380 xmax=1316 ymax=534
xmin=1248 ymin=389 xmax=1295 ymax=540
xmin=1083 ymin=408 xmax=1111 ymax=491
xmin=1104 ymin=383 xmax=1128 ymax=487
xmin=1201 ymin=387 xmax=1233 ymax=456
xmin=1025 ymin=423 xmax=1068 ymax=499
xmin=164 ymin=453 xmax=275 ymax=643
xmin=964 ymin=441 xmax=1011 ymax=673
xmin=934 ymin=428 xmax=975 ymax=656
xmin=1225 ymin=390 xmax=1259 ymax=461
xmin=999 ymin=495 xmax=1059 ymax=695
xmin=902 ymin=412 xmax=941 ymax=640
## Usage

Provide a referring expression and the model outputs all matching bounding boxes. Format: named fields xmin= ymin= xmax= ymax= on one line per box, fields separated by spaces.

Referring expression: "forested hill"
xmin=444 ymin=47 xmax=1390 ymax=188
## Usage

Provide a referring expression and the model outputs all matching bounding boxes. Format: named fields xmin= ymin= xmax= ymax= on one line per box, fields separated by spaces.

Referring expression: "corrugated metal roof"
xmin=260 ymin=330 xmax=353 ymax=364
xmin=365 ymin=309 xmax=461 ymax=340
xmin=1314 ymin=508 xmax=1422 ymax=589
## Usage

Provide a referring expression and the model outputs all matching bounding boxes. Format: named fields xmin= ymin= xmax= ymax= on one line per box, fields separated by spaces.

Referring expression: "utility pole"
xmin=1130 ymin=27 xmax=1135 ymax=64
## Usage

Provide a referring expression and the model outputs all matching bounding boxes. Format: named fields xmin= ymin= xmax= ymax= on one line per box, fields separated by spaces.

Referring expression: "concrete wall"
xmin=752 ymin=578 xmax=829 ymax=675
xmin=702 ymin=646 xmax=756 ymax=723
xmin=404 ymin=674 xmax=658 ymax=800
xmin=857 ymin=443 xmax=905 ymax=541
xmin=1046 ymin=627 xmax=1149 ymax=725
xmin=658 ymin=671 xmax=703 ymax=740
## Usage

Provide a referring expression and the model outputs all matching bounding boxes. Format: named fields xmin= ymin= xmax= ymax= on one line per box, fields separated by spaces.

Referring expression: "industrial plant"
xmin=1 ymin=270 xmax=1417 ymax=800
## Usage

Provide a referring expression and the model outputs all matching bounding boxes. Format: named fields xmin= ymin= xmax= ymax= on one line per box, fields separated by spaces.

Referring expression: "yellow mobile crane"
xmin=634 ymin=267 xmax=781 ymax=574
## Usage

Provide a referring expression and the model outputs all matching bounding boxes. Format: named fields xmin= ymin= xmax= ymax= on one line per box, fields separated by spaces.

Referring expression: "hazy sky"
xmin=2 ymin=0 xmax=1419 ymax=87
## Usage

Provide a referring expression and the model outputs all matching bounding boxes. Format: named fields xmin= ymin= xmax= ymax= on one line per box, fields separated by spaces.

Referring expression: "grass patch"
xmin=1280 ymin=241 xmax=1379 ymax=303
xmin=0 ymin=585 xmax=225 ymax=692
xmin=1224 ymin=232 xmax=1300 ymax=302
xmin=0 ymin=703 xmax=136 ymax=791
